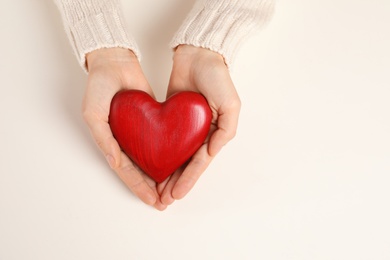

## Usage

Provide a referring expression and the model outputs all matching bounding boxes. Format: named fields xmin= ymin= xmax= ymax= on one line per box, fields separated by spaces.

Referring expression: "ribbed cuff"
xmin=56 ymin=0 xmax=140 ymax=72
xmin=170 ymin=0 xmax=275 ymax=68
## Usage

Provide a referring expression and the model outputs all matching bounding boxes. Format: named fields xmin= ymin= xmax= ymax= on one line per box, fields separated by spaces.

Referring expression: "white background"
xmin=1 ymin=0 xmax=390 ymax=259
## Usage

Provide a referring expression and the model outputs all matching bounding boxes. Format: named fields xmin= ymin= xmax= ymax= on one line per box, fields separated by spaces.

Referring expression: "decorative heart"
xmin=109 ymin=90 xmax=212 ymax=183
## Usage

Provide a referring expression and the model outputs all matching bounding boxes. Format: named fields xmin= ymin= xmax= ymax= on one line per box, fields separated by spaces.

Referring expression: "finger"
xmin=83 ymin=111 xmax=122 ymax=168
xmin=154 ymin=200 xmax=168 ymax=211
xmin=171 ymin=145 xmax=213 ymax=200
xmin=152 ymin=188 xmax=168 ymax=211
xmin=157 ymin=176 xmax=171 ymax=196
xmin=122 ymin=159 xmax=167 ymax=211
xmin=124 ymin=160 xmax=169 ymax=210
xmin=160 ymin=171 xmax=182 ymax=205
xmin=208 ymin=100 xmax=241 ymax=157
xmin=115 ymin=153 xmax=157 ymax=206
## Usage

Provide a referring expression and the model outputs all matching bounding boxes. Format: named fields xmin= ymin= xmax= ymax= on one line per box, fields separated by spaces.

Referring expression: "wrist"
xmin=86 ymin=48 xmax=138 ymax=71
xmin=174 ymin=45 xmax=225 ymax=66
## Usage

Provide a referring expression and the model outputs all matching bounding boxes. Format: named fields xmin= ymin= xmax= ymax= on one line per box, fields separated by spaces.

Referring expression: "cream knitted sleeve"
xmin=54 ymin=0 xmax=140 ymax=71
xmin=170 ymin=0 xmax=275 ymax=67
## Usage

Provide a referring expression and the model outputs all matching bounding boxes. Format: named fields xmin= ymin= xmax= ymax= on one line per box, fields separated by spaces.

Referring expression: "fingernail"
xmin=106 ymin=154 xmax=116 ymax=169
xmin=146 ymin=193 xmax=157 ymax=205
xmin=162 ymin=193 xmax=175 ymax=205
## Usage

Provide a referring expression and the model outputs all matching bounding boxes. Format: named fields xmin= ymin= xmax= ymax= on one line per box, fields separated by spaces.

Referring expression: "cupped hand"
xmin=83 ymin=48 xmax=167 ymax=210
xmin=158 ymin=45 xmax=241 ymax=205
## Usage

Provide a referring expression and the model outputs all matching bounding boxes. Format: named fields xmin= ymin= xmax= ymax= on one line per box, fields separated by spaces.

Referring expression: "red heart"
xmin=109 ymin=90 xmax=212 ymax=183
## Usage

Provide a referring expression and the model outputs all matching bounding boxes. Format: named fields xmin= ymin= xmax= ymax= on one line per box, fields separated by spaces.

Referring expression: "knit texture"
xmin=54 ymin=0 xmax=140 ymax=71
xmin=170 ymin=0 xmax=275 ymax=67
xmin=55 ymin=0 xmax=275 ymax=71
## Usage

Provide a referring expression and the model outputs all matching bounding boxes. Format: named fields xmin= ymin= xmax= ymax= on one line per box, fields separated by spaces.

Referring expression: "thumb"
xmin=83 ymin=111 xmax=122 ymax=169
xmin=208 ymin=101 xmax=241 ymax=156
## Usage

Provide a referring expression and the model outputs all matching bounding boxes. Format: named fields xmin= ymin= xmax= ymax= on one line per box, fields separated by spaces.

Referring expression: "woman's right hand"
xmin=83 ymin=48 xmax=167 ymax=211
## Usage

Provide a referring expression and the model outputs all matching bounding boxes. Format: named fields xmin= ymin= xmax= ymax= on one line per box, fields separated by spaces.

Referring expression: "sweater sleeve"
xmin=54 ymin=0 xmax=140 ymax=71
xmin=170 ymin=0 xmax=275 ymax=67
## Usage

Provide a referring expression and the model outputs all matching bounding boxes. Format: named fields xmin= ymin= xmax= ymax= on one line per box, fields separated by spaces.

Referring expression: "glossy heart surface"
xmin=109 ymin=90 xmax=212 ymax=183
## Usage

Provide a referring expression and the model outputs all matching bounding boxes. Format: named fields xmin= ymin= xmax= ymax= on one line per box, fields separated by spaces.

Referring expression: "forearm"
xmin=170 ymin=0 xmax=275 ymax=67
xmin=54 ymin=0 xmax=140 ymax=71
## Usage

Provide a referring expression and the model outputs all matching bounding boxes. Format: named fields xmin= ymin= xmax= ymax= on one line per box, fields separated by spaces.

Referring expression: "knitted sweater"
xmin=55 ymin=0 xmax=275 ymax=70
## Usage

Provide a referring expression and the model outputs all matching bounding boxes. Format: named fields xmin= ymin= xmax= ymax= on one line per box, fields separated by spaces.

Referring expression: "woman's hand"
xmin=83 ymin=48 xmax=167 ymax=210
xmin=158 ymin=45 xmax=241 ymax=205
